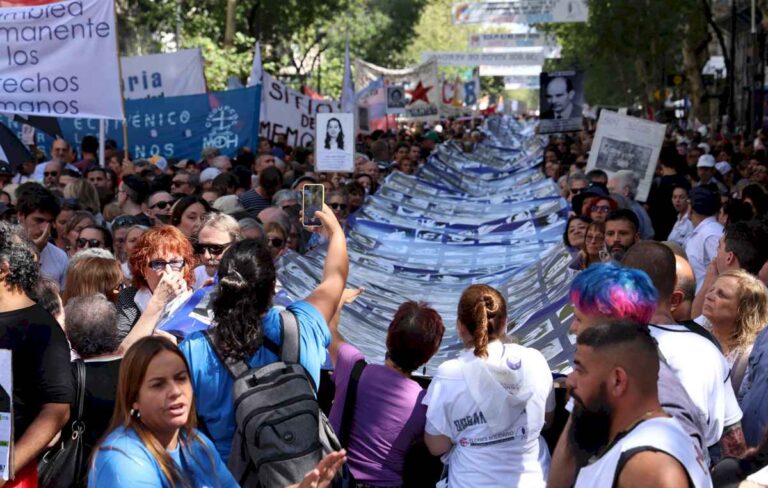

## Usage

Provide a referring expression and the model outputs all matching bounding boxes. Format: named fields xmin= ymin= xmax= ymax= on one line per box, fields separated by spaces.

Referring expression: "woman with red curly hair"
xmin=581 ymin=195 xmax=618 ymax=223
xmin=115 ymin=225 xmax=195 ymax=352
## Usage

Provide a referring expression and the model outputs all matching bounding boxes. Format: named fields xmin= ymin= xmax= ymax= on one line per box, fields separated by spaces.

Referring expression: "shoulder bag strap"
xmin=339 ymin=359 xmax=367 ymax=450
xmin=73 ymin=359 xmax=86 ymax=422
xmin=731 ymin=345 xmax=753 ymax=393
xmin=203 ymin=329 xmax=249 ymax=378
xmin=279 ymin=310 xmax=300 ymax=364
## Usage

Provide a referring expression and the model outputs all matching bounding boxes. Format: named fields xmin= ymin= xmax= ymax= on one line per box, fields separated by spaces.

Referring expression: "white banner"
xmin=439 ymin=74 xmax=480 ymax=116
xmin=586 ymin=111 xmax=667 ymax=202
xmin=0 ymin=0 xmax=123 ymax=119
xmin=120 ymin=49 xmax=207 ymax=100
xmin=469 ymin=32 xmax=555 ymax=49
xmin=479 ymin=64 xmax=542 ymax=77
xmin=422 ymin=51 xmax=545 ymax=67
xmin=259 ymin=72 xmax=340 ymax=147
xmin=453 ymin=0 xmax=589 ymax=25
xmin=355 ymin=58 xmax=440 ymax=121
xmin=504 ymin=75 xmax=540 ymax=90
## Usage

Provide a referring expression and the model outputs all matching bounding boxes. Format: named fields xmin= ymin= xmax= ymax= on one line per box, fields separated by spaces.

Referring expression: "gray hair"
xmin=612 ymin=169 xmax=639 ymax=199
xmin=65 ymin=294 xmax=119 ymax=358
xmin=197 ymin=212 xmax=242 ymax=242
xmin=70 ymin=248 xmax=116 ymax=267
xmin=210 ymin=155 xmax=232 ymax=171
xmin=272 ymin=189 xmax=299 ymax=206
xmin=567 ymin=172 xmax=588 ymax=187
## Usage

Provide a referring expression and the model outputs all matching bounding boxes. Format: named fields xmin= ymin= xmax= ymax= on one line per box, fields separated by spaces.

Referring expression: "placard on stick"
xmin=315 ymin=113 xmax=354 ymax=173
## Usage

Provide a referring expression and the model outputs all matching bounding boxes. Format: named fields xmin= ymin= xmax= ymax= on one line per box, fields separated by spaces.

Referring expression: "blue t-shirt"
xmin=179 ymin=301 xmax=330 ymax=462
xmin=88 ymin=426 xmax=237 ymax=488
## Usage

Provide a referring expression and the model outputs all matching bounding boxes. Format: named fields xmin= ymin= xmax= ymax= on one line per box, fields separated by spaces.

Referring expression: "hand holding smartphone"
xmin=302 ymin=184 xmax=325 ymax=227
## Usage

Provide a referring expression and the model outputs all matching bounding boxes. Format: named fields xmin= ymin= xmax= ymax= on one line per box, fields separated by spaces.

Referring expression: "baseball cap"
xmin=0 ymin=160 xmax=11 ymax=176
xmin=697 ymin=142 xmax=711 ymax=154
xmin=121 ymin=175 xmax=150 ymax=203
xmin=697 ymin=154 xmax=716 ymax=168
xmin=689 ymin=186 xmax=719 ymax=216
xmin=200 ymin=167 xmax=222 ymax=184
xmin=424 ymin=131 xmax=440 ymax=143
xmin=149 ymin=156 xmax=168 ymax=173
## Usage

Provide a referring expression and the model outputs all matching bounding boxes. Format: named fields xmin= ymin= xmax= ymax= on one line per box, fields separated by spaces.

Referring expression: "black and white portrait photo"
xmin=387 ymin=85 xmax=406 ymax=114
xmin=539 ymin=70 xmax=584 ymax=134
xmin=316 ymin=112 xmax=354 ymax=173
xmin=594 ymin=137 xmax=652 ymax=174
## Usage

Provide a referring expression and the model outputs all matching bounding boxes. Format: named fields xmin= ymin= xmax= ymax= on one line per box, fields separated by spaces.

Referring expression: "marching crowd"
xmin=0 ymin=117 xmax=768 ymax=487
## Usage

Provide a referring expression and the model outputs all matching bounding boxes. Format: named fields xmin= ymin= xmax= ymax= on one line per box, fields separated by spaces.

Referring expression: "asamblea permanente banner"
xmin=120 ymin=48 xmax=207 ymax=100
xmin=0 ymin=0 xmax=123 ymax=119
xmin=452 ymin=0 xmax=588 ymax=25
xmin=58 ymin=85 xmax=261 ymax=160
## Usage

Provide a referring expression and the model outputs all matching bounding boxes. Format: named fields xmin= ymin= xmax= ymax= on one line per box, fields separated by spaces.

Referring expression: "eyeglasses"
xmin=585 ymin=233 xmax=604 ymax=242
xmin=171 ymin=180 xmax=187 ymax=187
xmin=329 ymin=203 xmax=348 ymax=211
xmin=591 ymin=205 xmax=611 ymax=214
xmin=44 ymin=171 xmax=59 ymax=177
xmin=148 ymin=259 xmax=185 ymax=272
xmin=193 ymin=242 xmax=231 ymax=256
xmin=268 ymin=238 xmax=285 ymax=248
xmin=149 ymin=200 xmax=174 ymax=210
xmin=76 ymin=238 xmax=104 ymax=249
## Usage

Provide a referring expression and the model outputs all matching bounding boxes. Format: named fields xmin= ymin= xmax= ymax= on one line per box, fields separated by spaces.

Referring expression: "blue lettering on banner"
xmin=53 ymin=85 xmax=261 ymax=159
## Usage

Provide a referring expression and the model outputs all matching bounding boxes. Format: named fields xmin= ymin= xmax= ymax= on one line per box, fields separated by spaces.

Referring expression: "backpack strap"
xmin=204 ymin=329 xmax=249 ymax=378
xmin=731 ymin=345 xmax=753 ymax=394
xmin=339 ymin=359 xmax=367 ymax=449
xmin=279 ymin=310 xmax=300 ymax=364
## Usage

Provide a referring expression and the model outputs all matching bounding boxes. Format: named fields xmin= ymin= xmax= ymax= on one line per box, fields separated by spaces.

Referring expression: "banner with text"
xmin=422 ymin=50 xmax=546 ymax=67
xmin=0 ymin=0 xmax=123 ymax=119
xmin=121 ymin=48 xmax=207 ymax=100
xmin=452 ymin=0 xmax=588 ymax=25
xmin=469 ymin=32 xmax=555 ymax=49
xmin=260 ymin=71 xmax=341 ymax=147
xmin=355 ymin=58 xmax=441 ymax=121
xmin=59 ymin=85 xmax=261 ymax=160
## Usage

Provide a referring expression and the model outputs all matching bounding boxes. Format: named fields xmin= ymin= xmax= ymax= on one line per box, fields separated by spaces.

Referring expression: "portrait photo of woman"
xmin=324 ymin=117 xmax=345 ymax=151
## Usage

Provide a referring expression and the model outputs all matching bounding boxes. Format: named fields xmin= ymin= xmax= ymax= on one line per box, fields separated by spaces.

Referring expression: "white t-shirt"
xmin=423 ymin=341 xmax=554 ymax=488
xmin=649 ymin=323 xmax=742 ymax=447
xmin=40 ymin=242 xmax=68 ymax=289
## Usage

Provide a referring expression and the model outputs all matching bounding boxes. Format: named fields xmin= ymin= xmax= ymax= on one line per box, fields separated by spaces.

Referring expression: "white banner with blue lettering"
xmin=120 ymin=48 xmax=207 ymax=100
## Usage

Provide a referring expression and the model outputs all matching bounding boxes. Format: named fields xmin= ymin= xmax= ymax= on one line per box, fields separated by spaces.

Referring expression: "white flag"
xmin=248 ymin=41 xmax=263 ymax=87
xmin=340 ymin=39 xmax=355 ymax=113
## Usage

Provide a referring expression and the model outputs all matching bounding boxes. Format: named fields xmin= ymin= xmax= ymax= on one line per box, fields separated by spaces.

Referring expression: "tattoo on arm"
xmin=720 ymin=423 xmax=747 ymax=458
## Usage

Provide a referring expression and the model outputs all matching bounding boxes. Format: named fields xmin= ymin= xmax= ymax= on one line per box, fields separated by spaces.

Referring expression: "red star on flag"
xmin=407 ymin=81 xmax=433 ymax=105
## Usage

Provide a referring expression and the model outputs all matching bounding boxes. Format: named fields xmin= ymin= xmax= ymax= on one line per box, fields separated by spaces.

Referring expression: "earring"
xmin=130 ymin=408 xmax=141 ymax=419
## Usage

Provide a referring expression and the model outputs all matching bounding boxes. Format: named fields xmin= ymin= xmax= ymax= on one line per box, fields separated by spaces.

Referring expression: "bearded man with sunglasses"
xmin=146 ymin=190 xmax=175 ymax=226
xmin=192 ymin=213 xmax=242 ymax=289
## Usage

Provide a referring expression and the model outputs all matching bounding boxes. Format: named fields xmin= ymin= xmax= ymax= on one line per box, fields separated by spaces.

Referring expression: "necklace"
xmin=598 ymin=409 xmax=666 ymax=457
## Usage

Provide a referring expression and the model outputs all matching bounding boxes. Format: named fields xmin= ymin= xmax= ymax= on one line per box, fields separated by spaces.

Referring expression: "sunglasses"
xmin=112 ymin=216 xmax=135 ymax=227
xmin=268 ymin=238 xmax=285 ymax=248
xmin=194 ymin=242 xmax=231 ymax=256
xmin=591 ymin=205 xmax=611 ymax=213
xmin=76 ymin=238 xmax=104 ymax=249
xmin=148 ymin=259 xmax=185 ymax=272
xmin=329 ymin=203 xmax=348 ymax=211
xmin=570 ymin=188 xmax=584 ymax=195
xmin=44 ymin=171 xmax=59 ymax=177
xmin=149 ymin=200 xmax=174 ymax=210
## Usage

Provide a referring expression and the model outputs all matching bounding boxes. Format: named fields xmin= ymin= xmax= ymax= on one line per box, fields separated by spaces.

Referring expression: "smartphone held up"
xmin=302 ymin=184 xmax=324 ymax=227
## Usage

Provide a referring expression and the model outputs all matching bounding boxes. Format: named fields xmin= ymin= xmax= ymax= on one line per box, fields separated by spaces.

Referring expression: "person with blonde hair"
xmin=192 ymin=212 xmax=241 ymax=289
xmin=62 ymin=255 xmax=124 ymax=305
xmin=703 ymin=269 xmax=768 ymax=401
xmin=63 ymin=179 xmax=102 ymax=220
xmin=423 ymin=284 xmax=554 ymax=487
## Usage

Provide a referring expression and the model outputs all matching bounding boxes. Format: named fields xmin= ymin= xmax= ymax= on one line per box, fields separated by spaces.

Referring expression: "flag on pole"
xmin=13 ymin=115 xmax=63 ymax=139
xmin=248 ymin=41 xmax=263 ymax=87
xmin=340 ymin=39 xmax=356 ymax=113
xmin=0 ymin=122 xmax=33 ymax=166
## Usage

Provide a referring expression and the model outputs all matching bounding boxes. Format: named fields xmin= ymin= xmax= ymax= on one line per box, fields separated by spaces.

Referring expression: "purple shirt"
xmin=329 ymin=343 xmax=426 ymax=485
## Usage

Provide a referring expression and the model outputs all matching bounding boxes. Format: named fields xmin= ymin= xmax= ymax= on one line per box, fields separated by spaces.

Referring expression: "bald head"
xmin=671 ymin=255 xmax=696 ymax=322
xmin=622 ymin=241 xmax=676 ymax=302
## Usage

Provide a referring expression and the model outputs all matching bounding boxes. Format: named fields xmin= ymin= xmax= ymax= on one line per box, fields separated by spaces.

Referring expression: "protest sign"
xmin=386 ymin=85 xmax=406 ymax=114
xmin=469 ymin=32 xmax=554 ymax=49
xmin=120 ymin=48 xmax=207 ymax=100
xmin=0 ymin=350 xmax=11 ymax=480
xmin=58 ymin=85 xmax=261 ymax=160
xmin=504 ymin=75 xmax=540 ymax=90
xmin=260 ymin=71 xmax=341 ymax=147
xmin=422 ymin=50 xmax=545 ymax=67
xmin=539 ymin=70 xmax=584 ymax=134
xmin=315 ymin=112 xmax=354 ymax=173
xmin=586 ymin=110 xmax=666 ymax=202
xmin=355 ymin=58 xmax=441 ymax=121
xmin=0 ymin=0 xmax=122 ymax=119
xmin=452 ymin=0 xmax=589 ymax=25
xmin=440 ymin=74 xmax=480 ymax=116
xmin=479 ymin=64 xmax=542 ymax=77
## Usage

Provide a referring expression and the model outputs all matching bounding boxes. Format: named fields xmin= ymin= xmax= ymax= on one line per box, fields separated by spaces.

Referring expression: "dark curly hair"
xmin=212 ymin=239 xmax=276 ymax=361
xmin=0 ymin=222 xmax=40 ymax=295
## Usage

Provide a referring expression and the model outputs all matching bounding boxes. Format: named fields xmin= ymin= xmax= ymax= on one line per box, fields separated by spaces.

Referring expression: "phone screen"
xmin=302 ymin=184 xmax=324 ymax=227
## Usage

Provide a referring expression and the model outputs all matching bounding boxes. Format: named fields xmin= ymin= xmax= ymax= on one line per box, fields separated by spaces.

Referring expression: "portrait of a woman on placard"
xmin=324 ymin=117 xmax=345 ymax=151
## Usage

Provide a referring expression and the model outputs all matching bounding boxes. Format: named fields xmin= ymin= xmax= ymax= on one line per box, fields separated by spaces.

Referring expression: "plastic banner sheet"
xmin=277 ymin=117 xmax=576 ymax=374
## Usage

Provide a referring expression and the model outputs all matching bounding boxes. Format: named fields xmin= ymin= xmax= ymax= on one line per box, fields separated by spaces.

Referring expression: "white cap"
xmin=212 ymin=194 xmax=244 ymax=214
xmin=697 ymin=142 xmax=711 ymax=154
xmin=715 ymin=161 xmax=732 ymax=175
xmin=697 ymin=154 xmax=716 ymax=168
xmin=200 ymin=167 xmax=222 ymax=183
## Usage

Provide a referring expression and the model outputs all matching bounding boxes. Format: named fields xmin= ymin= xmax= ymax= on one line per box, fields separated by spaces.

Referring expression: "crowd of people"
xmin=0 ymin=116 xmax=768 ymax=487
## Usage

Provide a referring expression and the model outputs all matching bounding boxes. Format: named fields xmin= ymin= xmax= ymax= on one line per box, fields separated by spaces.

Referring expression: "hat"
xmin=697 ymin=142 xmax=711 ymax=154
xmin=689 ymin=186 xmax=719 ymax=216
xmin=571 ymin=183 xmax=609 ymax=215
xmin=291 ymin=174 xmax=318 ymax=190
xmin=200 ymin=167 xmax=222 ymax=184
xmin=212 ymin=194 xmax=244 ymax=214
xmin=715 ymin=161 xmax=732 ymax=175
xmin=174 ymin=158 xmax=192 ymax=169
xmin=697 ymin=154 xmax=716 ymax=168
xmin=0 ymin=160 xmax=11 ymax=176
xmin=149 ymin=156 xmax=168 ymax=172
xmin=424 ymin=131 xmax=440 ymax=143
xmin=121 ymin=175 xmax=150 ymax=202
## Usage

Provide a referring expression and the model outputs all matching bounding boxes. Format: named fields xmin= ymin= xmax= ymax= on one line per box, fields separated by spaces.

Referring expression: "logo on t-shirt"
xmin=453 ymin=411 xmax=487 ymax=432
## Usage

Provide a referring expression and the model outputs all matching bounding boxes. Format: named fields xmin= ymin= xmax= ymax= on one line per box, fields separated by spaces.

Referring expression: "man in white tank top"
xmin=570 ymin=322 xmax=712 ymax=488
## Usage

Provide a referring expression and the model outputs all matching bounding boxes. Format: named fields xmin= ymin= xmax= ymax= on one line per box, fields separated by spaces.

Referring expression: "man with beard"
xmin=549 ymin=264 xmax=710 ymax=488
xmin=569 ymin=322 xmax=712 ymax=487
xmin=192 ymin=213 xmax=241 ymax=289
xmin=146 ymin=190 xmax=175 ymax=226
xmin=604 ymin=209 xmax=640 ymax=261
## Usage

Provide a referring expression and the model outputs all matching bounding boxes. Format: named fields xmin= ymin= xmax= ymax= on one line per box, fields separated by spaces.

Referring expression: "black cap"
xmin=122 ymin=174 xmax=150 ymax=203
xmin=689 ymin=186 xmax=720 ymax=216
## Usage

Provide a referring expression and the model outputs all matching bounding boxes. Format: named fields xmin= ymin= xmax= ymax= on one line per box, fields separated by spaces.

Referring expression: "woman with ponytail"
xmin=178 ymin=204 xmax=349 ymax=463
xmin=422 ymin=284 xmax=555 ymax=488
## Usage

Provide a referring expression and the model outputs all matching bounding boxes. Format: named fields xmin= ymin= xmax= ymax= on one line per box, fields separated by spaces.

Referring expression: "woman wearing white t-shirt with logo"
xmin=423 ymin=284 xmax=554 ymax=487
